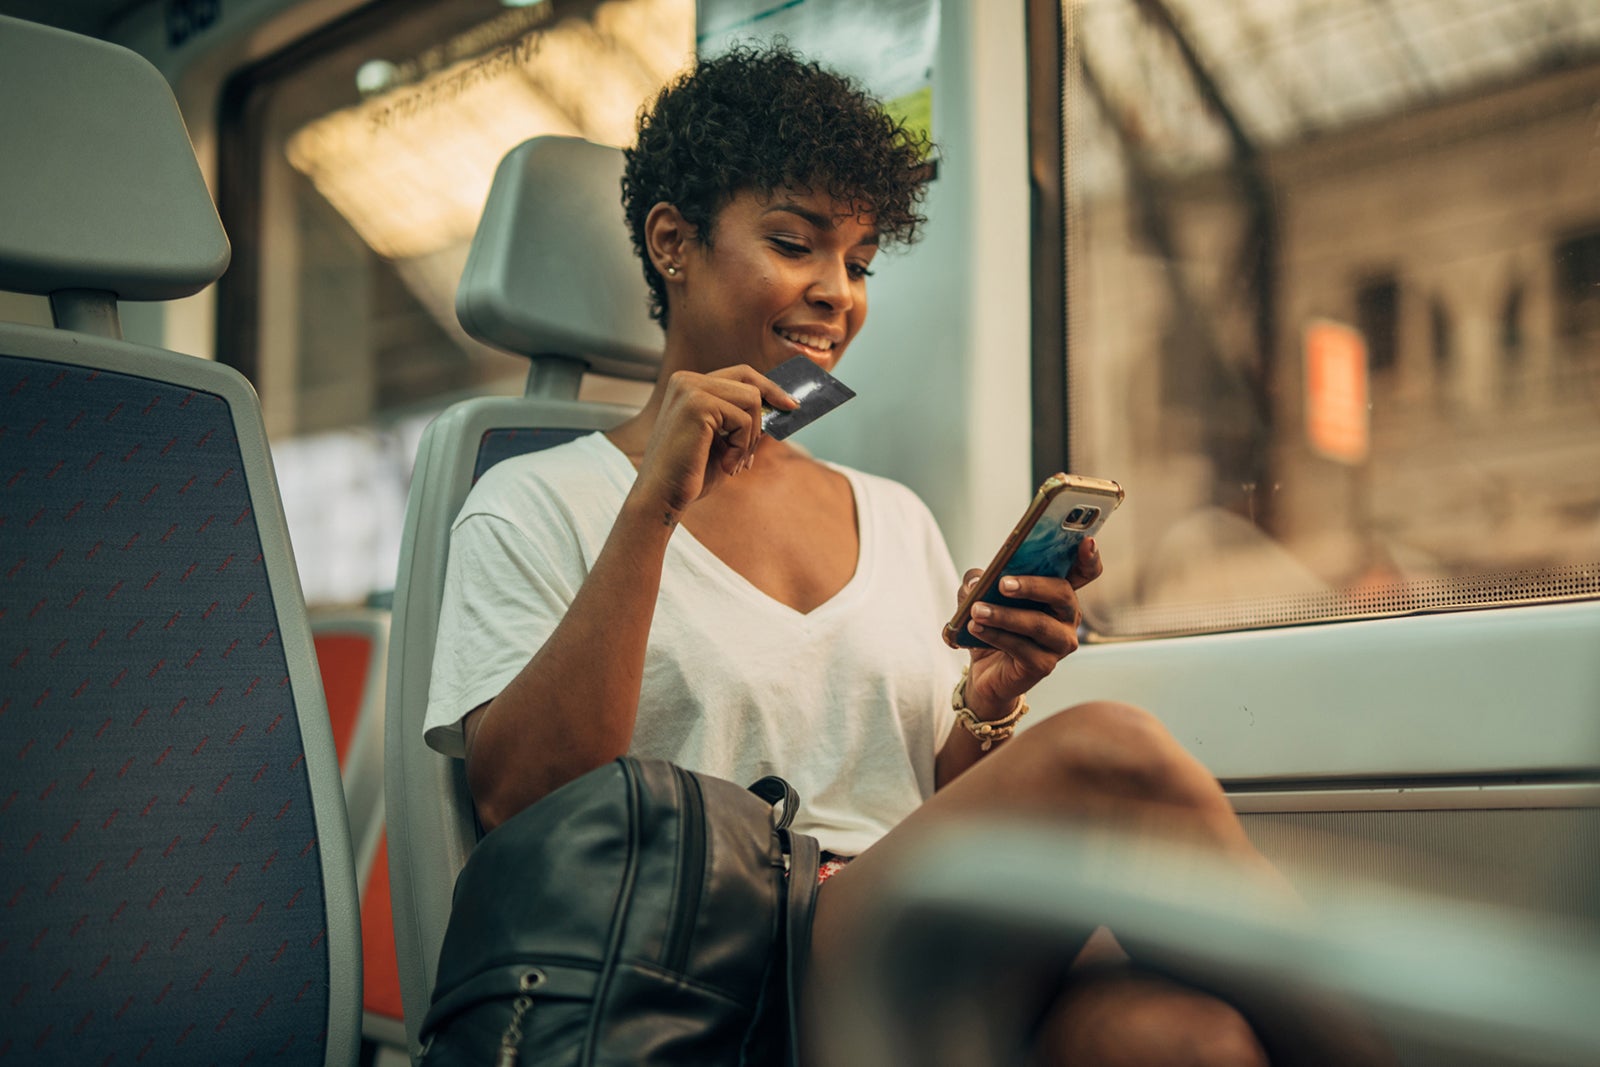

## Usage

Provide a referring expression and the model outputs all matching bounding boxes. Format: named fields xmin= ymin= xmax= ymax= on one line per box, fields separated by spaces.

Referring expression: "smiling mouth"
xmin=776 ymin=327 xmax=836 ymax=353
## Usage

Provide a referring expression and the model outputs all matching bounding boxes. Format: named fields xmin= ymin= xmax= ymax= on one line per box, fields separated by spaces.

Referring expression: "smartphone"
xmin=942 ymin=474 xmax=1124 ymax=649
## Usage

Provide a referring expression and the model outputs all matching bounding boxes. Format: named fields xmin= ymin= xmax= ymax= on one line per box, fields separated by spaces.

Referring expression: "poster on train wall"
xmin=1304 ymin=319 xmax=1370 ymax=465
xmin=696 ymin=0 xmax=939 ymax=142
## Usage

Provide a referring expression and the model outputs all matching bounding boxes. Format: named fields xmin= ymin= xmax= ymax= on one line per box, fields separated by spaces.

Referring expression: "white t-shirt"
xmin=424 ymin=432 xmax=965 ymax=856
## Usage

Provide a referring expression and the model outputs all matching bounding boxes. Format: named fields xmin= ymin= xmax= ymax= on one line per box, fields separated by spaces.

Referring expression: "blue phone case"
xmin=946 ymin=476 xmax=1122 ymax=649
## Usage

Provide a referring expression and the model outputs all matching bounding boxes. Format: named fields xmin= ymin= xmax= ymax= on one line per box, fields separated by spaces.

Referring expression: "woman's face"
xmin=671 ymin=186 xmax=878 ymax=376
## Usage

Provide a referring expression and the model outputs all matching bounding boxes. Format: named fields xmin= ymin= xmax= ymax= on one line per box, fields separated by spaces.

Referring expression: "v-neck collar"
xmin=588 ymin=432 xmax=870 ymax=621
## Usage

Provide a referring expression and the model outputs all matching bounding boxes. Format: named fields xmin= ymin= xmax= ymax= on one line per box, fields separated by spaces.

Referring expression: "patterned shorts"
xmin=817 ymin=852 xmax=852 ymax=885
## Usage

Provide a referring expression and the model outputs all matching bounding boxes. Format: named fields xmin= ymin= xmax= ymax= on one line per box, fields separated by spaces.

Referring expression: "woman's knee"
xmin=1036 ymin=968 xmax=1270 ymax=1067
xmin=1178 ymin=996 xmax=1272 ymax=1067
xmin=1017 ymin=701 xmax=1230 ymax=814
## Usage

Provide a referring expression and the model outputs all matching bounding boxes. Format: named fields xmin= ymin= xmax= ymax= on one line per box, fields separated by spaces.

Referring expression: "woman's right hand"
xmin=632 ymin=365 xmax=799 ymax=516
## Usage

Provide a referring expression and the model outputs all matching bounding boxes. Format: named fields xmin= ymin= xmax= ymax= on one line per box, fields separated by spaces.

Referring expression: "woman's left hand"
xmin=959 ymin=539 xmax=1104 ymax=719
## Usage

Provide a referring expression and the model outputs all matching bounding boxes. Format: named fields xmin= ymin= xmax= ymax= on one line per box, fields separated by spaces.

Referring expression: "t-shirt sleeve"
xmin=423 ymin=509 xmax=582 ymax=758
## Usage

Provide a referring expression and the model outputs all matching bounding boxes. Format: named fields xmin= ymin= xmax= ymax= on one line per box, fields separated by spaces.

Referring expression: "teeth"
xmin=778 ymin=329 xmax=833 ymax=351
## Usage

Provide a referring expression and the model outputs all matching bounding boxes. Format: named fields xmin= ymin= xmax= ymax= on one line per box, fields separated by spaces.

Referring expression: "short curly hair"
xmin=622 ymin=41 xmax=934 ymax=327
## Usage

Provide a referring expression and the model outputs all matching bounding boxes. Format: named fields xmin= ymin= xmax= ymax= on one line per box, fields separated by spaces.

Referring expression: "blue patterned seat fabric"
xmin=0 ymin=355 xmax=328 ymax=1063
xmin=472 ymin=426 xmax=592 ymax=483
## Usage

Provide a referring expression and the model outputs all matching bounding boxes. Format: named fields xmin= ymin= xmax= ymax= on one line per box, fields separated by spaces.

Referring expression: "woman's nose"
xmin=807 ymin=259 xmax=854 ymax=312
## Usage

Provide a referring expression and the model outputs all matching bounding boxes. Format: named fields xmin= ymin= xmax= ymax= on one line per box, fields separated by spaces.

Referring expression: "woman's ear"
xmin=643 ymin=202 xmax=693 ymax=280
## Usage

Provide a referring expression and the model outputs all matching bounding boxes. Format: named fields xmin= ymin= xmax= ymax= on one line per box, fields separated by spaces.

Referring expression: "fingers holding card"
xmin=760 ymin=357 xmax=856 ymax=440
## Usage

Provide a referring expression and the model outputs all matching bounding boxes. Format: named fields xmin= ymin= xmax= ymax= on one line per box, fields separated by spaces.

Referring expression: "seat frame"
xmin=384 ymin=394 xmax=635 ymax=1056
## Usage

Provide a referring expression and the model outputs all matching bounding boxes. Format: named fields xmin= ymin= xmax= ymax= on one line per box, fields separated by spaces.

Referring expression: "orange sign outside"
xmin=1304 ymin=319 xmax=1370 ymax=464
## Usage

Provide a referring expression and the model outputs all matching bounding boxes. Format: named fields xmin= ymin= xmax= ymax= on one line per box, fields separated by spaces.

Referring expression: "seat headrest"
xmin=456 ymin=136 xmax=662 ymax=382
xmin=0 ymin=16 xmax=230 ymax=301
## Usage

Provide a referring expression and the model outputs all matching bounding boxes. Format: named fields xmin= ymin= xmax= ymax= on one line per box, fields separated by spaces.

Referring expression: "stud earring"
xmin=665 ymin=264 xmax=678 ymax=276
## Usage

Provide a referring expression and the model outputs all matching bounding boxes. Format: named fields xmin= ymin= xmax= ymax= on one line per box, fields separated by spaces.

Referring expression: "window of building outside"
xmin=218 ymin=0 xmax=691 ymax=607
xmin=1052 ymin=0 xmax=1600 ymax=637
xmin=1354 ymin=276 xmax=1399 ymax=375
xmin=1555 ymin=229 xmax=1600 ymax=375
xmin=1430 ymin=295 xmax=1454 ymax=410
xmin=1499 ymin=283 xmax=1523 ymax=400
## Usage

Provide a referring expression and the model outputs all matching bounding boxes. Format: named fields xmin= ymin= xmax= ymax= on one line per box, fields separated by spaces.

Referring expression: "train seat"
xmin=310 ymin=609 xmax=404 ymax=1057
xmin=836 ymin=826 xmax=1600 ymax=1065
xmin=383 ymin=135 xmax=661 ymax=1057
xmin=356 ymin=824 xmax=407 ymax=1060
xmin=0 ymin=14 xmax=360 ymax=1066
xmin=310 ymin=611 xmax=389 ymax=876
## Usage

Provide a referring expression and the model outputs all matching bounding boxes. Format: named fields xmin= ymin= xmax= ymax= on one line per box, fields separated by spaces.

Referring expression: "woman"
xmin=426 ymin=43 xmax=1375 ymax=1067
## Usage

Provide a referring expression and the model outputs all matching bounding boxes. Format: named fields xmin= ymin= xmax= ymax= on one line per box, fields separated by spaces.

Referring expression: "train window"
xmin=217 ymin=0 xmax=690 ymax=605
xmin=1043 ymin=0 xmax=1600 ymax=637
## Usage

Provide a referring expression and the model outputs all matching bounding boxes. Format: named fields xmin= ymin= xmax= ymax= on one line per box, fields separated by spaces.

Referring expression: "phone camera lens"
xmin=1061 ymin=506 xmax=1100 ymax=530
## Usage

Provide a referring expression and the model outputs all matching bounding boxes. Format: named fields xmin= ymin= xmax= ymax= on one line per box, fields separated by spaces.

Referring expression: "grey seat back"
xmin=383 ymin=136 xmax=661 ymax=1056
xmin=0 ymin=16 xmax=360 ymax=1065
xmin=835 ymin=825 xmax=1600 ymax=1066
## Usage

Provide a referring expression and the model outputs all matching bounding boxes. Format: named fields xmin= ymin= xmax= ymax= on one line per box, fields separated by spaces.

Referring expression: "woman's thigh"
xmin=802 ymin=701 xmax=1274 ymax=1061
xmin=814 ymin=701 xmax=1259 ymax=955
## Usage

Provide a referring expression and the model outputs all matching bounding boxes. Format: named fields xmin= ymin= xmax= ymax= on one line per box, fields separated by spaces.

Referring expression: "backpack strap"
xmin=747 ymin=774 xmax=801 ymax=830
xmin=746 ymin=775 xmax=821 ymax=1067
xmin=780 ymin=826 xmax=820 ymax=1067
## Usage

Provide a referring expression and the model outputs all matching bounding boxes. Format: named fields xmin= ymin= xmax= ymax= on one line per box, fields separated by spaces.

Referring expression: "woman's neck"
xmin=608 ymin=330 xmax=734 ymax=454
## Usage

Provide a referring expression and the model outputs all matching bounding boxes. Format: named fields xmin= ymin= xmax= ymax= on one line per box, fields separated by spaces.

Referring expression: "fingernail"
xmin=972 ymin=603 xmax=993 ymax=619
xmin=999 ymin=577 xmax=1019 ymax=594
xmin=1084 ymin=538 xmax=1097 ymax=555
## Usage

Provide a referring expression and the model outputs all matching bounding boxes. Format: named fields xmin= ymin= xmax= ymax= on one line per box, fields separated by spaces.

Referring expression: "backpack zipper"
xmin=493 ymin=969 xmax=545 ymax=1067
xmin=664 ymin=766 xmax=706 ymax=975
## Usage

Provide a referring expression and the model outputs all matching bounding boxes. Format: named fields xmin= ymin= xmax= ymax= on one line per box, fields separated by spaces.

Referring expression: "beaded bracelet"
xmin=951 ymin=664 xmax=1030 ymax=751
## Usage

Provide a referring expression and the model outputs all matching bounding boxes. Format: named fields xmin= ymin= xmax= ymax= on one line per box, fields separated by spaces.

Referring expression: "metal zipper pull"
xmin=495 ymin=969 xmax=545 ymax=1067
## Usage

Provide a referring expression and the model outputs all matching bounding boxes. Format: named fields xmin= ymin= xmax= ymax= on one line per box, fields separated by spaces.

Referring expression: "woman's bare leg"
xmin=804 ymin=701 xmax=1389 ymax=1067
xmin=813 ymin=700 xmax=1279 ymax=950
xmin=1034 ymin=965 xmax=1270 ymax=1067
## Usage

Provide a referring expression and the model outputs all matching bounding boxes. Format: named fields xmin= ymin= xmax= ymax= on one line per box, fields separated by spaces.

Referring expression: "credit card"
xmin=760 ymin=357 xmax=856 ymax=440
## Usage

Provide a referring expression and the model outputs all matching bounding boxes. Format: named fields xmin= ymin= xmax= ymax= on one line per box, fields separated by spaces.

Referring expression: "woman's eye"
xmin=847 ymin=263 xmax=875 ymax=280
xmin=770 ymin=238 xmax=809 ymax=256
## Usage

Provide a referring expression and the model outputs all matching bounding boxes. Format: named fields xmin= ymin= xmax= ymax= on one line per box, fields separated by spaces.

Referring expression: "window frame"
xmin=1025 ymin=0 xmax=1068 ymax=490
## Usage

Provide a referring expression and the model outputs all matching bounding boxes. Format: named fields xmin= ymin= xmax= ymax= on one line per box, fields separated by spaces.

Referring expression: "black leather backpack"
xmin=418 ymin=757 xmax=822 ymax=1066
